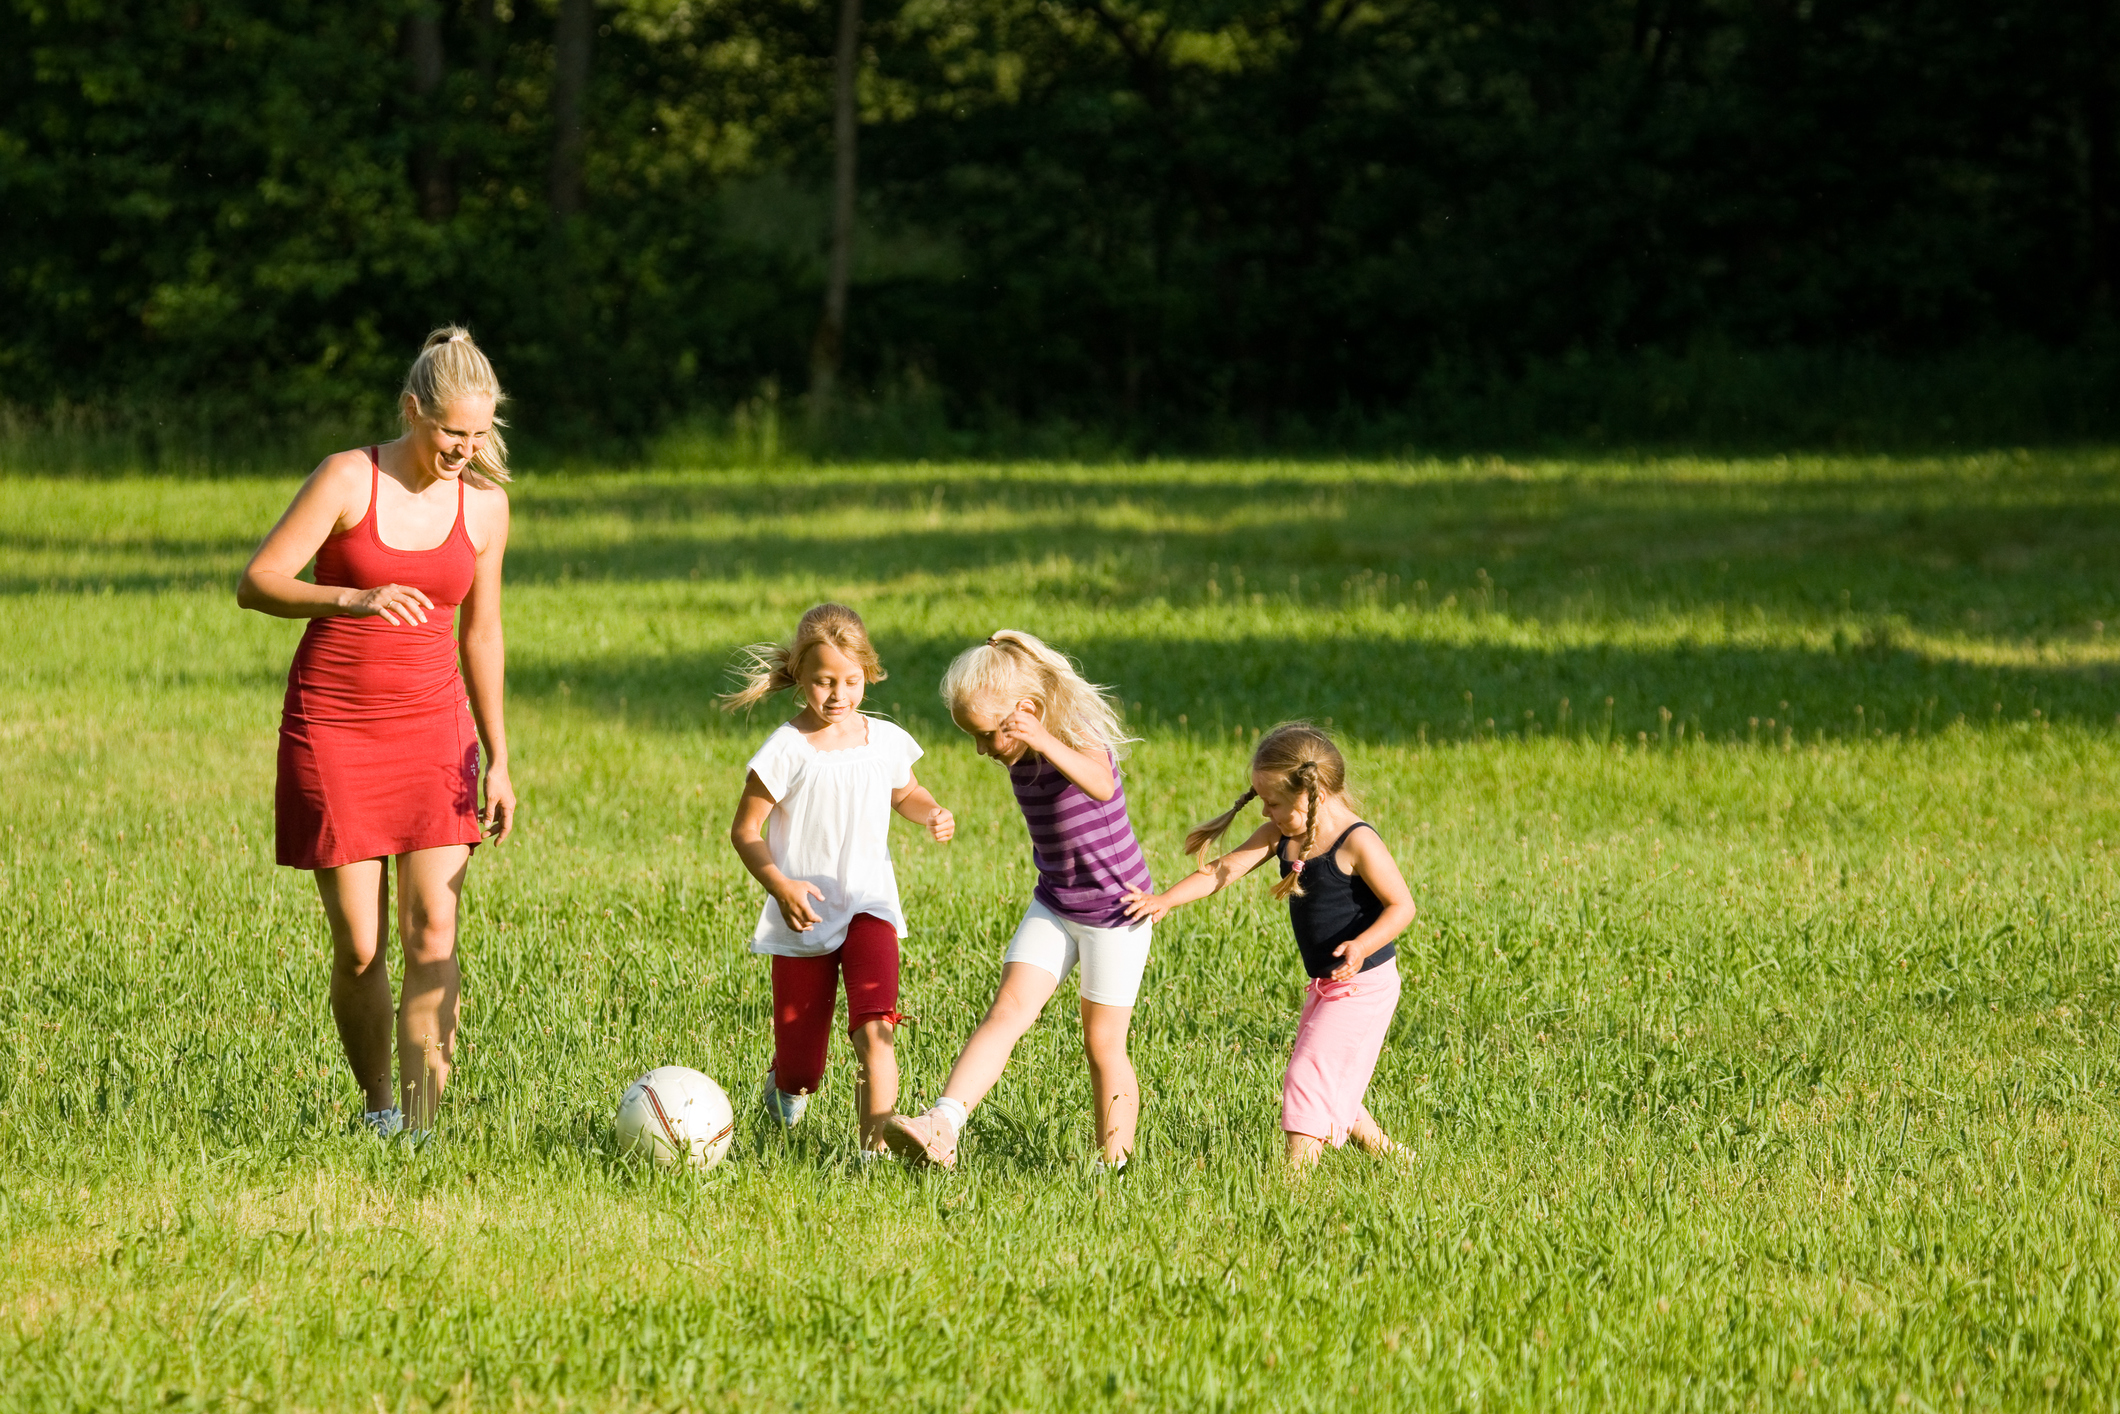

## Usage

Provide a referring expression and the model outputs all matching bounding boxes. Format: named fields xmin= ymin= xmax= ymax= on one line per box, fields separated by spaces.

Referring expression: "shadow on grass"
xmin=514 ymin=630 xmax=2120 ymax=744
xmin=15 ymin=462 xmax=2120 ymax=645
xmin=18 ymin=461 xmax=2120 ymax=745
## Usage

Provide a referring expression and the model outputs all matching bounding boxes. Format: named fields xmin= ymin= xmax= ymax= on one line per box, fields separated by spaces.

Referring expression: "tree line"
xmin=4 ymin=0 xmax=2117 ymax=452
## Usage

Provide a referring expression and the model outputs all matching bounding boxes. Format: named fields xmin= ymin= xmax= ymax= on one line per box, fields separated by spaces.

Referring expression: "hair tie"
xmin=1289 ymin=858 xmax=1306 ymax=874
xmin=987 ymin=636 xmax=1002 ymax=647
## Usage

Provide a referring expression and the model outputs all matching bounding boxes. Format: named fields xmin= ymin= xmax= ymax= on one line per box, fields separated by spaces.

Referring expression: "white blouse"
xmin=744 ymin=715 xmax=923 ymax=957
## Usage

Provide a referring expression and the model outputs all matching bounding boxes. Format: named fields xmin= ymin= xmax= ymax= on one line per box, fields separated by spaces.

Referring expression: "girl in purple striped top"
xmin=883 ymin=631 xmax=1153 ymax=1171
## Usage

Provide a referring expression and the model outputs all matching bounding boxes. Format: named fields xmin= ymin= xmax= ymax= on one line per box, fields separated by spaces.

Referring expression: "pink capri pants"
xmin=1280 ymin=958 xmax=1401 ymax=1145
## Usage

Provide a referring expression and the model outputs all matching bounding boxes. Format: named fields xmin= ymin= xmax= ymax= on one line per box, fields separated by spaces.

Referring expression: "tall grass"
xmin=2 ymin=453 xmax=2118 ymax=1410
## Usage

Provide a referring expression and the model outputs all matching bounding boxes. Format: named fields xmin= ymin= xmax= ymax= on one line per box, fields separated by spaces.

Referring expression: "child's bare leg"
xmin=934 ymin=962 xmax=1059 ymax=1111
xmin=1284 ymin=1132 xmax=1326 ymax=1169
xmin=851 ymin=1018 xmax=898 ymax=1150
xmin=1079 ymin=999 xmax=1137 ymax=1162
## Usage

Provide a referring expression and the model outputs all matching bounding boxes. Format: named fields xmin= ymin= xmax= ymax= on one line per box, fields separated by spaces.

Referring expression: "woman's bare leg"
xmin=936 ymin=962 xmax=1060 ymax=1110
xmin=1284 ymin=1132 xmax=1327 ymax=1170
xmin=315 ymin=859 xmax=392 ymax=1112
xmin=396 ymin=844 xmax=470 ymax=1128
xmin=1079 ymin=999 xmax=1138 ymax=1162
xmin=851 ymin=1018 xmax=899 ymax=1150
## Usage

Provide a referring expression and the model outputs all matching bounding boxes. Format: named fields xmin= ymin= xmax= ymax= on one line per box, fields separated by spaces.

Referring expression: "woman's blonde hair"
xmin=400 ymin=326 xmax=511 ymax=487
xmin=1185 ymin=721 xmax=1350 ymax=900
xmin=721 ymin=603 xmax=887 ymax=712
xmin=939 ymin=630 xmax=1136 ymax=758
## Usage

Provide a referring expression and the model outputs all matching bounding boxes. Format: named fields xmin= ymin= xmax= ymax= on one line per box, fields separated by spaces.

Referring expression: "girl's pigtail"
xmin=1268 ymin=763 xmax=1323 ymax=901
xmin=719 ymin=640 xmax=796 ymax=712
xmin=1183 ymin=788 xmax=1257 ymax=861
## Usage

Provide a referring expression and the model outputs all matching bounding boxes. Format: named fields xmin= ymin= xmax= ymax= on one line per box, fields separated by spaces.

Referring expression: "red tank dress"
xmin=275 ymin=448 xmax=485 ymax=870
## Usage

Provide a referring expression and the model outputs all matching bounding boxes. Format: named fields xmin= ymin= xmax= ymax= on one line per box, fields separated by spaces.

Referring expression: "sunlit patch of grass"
xmin=2 ymin=454 xmax=2118 ymax=1410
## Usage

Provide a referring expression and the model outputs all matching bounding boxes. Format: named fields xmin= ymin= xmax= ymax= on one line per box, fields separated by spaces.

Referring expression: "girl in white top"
xmin=724 ymin=604 xmax=954 ymax=1153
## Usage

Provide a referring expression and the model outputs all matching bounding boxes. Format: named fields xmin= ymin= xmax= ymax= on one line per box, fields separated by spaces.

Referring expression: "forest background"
xmin=5 ymin=0 xmax=2120 ymax=460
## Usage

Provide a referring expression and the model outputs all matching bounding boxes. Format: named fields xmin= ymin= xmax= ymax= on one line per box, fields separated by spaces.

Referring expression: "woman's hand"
xmin=771 ymin=879 xmax=826 ymax=932
xmin=344 ymin=582 xmax=435 ymax=626
xmin=1122 ymin=888 xmax=1175 ymax=923
xmin=926 ymin=805 xmax=956 ymax=842
xmin=481 ymin=760 xmax=517 ymax=843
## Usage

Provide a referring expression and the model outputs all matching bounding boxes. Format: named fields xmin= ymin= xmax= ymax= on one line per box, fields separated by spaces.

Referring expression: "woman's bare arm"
xmin=237 ymin=453 xmax=434 ymax=624
xmin=459 ymin=485 xmax=513 ymax=840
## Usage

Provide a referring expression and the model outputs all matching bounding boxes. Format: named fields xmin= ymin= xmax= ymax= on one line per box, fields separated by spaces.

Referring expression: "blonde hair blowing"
xmin=721 ymin=603 xmax=887 ymax=712
xmin=940 ymin=629 xmax=1136 ymax=759
xmin=1184 ymin=721 xmax=1350 ymax=900
xmin=400 ymin=326 xmax=511 ymax=486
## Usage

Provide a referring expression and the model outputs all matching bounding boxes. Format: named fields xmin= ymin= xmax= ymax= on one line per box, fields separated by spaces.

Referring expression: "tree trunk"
xmin=808 ymin=0 xmax=862 ymax=425
xmin=405 ymin=2 xmax=455 ymax=220
xmin=549 ymin=0 xmax=594 ymax=221
xmin=472 ymin=0 xmax=499 ymax=99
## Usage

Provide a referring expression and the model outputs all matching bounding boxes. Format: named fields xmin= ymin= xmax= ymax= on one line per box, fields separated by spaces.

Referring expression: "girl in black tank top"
xmin=1281 ymin=822 xmax=1395 ymax=980
xmin=1122 ymin=722 xmax=1418 ymax=1169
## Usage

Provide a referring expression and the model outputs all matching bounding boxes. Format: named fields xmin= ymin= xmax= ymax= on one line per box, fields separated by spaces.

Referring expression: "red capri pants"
xmin=770 ymin=913 xmax=902 ymax=1095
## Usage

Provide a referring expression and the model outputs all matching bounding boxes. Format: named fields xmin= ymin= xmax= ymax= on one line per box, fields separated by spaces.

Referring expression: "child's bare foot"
xmin=1348 ymin=1114 xmax=1412 ymax=1162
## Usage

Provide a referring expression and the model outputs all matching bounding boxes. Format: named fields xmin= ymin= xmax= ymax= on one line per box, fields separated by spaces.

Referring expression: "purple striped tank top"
xmin=1009 ymin=752 xmax=1154 ymax=927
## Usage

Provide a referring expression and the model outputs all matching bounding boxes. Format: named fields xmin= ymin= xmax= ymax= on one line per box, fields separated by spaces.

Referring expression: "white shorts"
xmin=1002 ymin=899 xmax=1154 ymax=1007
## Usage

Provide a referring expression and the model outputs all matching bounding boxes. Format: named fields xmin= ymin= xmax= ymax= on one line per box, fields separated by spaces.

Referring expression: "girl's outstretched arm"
xmin=891 ymin=769 xmax=956 ymax=841
xmin=1123 ymin=820 xmax=1282 ymax=922
xmin=1329 ymin=828 xmax=1417 ymax=981
xmin=729 ymin=772 xmax=826 ymax=931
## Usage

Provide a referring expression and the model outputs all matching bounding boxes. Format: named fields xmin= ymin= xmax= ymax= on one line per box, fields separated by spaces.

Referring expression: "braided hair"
xmin=1182 ymin=721 xmax=1349 ymax=899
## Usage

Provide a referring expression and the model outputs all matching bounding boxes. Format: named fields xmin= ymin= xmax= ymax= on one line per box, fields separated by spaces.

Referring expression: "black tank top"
xmin=1279 ymin=822 xmax=1395 ymax=980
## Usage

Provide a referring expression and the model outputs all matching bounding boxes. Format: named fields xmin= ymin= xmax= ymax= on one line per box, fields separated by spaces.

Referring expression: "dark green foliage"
xmin=3 ymin=0 xmax=2118 ymax=448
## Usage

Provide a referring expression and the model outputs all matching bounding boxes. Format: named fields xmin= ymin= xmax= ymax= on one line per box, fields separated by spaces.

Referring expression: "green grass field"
xmin=5 ymin=452 xmax=2120 ymax=1411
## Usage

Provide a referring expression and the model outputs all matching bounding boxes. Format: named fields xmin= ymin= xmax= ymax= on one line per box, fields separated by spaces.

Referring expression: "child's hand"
xmin=927 ymin=805 xmax=956 ymax=842
xmin=772 ymin=879 xmax=826 ymax=931
xmin=1329 ymin=937 xmax=1375 ymax=982
xmin=1122 ymin=888 xmax=1173 ymax=923
xmin=997 ymin=702 xmax=1053 ymax=756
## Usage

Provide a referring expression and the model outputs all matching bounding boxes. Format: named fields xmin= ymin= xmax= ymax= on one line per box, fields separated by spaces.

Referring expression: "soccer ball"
xmin=615 ymin=1066 xmax=735 ymax=1170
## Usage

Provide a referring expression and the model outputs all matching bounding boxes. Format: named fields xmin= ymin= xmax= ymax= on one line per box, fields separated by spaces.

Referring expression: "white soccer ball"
xmin=615 ymin=1066 xmax=736 ymax=1170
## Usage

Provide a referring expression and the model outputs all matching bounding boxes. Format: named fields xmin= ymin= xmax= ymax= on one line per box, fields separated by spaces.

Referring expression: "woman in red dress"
xmin=239 ymin=327 xmax=516 ymax=1141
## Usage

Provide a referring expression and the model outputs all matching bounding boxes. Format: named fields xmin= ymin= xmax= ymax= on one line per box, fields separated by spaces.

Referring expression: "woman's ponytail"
xmin=399 ymin=326 xmax=511 ymax=487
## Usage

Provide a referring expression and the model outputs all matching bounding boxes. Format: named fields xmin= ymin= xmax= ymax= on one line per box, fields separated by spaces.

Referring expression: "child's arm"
xmin=1122 ymin=820 xmax=1283 ymax=922
xmin=891 ymin=769 xmax=956 ymax=842
xmin=999 ymin=705 xmax=1116 ymax=801
xmin=729 ymin=772 xmax=825 ymax=932
xmin=1330 ymin=827 xmax=1417 ymax=981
